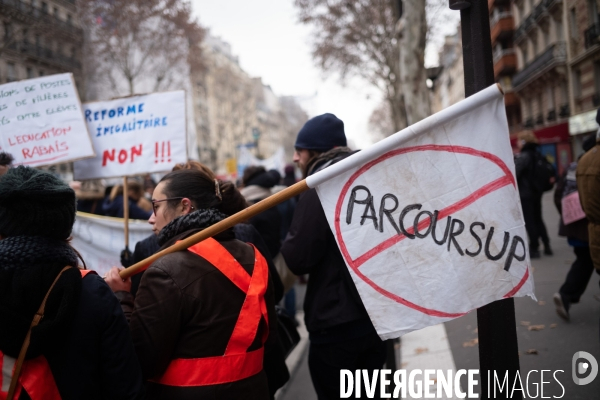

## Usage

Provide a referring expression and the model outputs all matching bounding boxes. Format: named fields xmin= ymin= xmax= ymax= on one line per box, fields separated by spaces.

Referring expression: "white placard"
xmin=0 ymin=73 xmax=94 ymax=167
xmin=71 ymin=212 xmax=153 ymax=276
xmin=313 ymin=84 xmax=535 ymax=339
xmin=73 ymin=91 xmax=187 ymax=180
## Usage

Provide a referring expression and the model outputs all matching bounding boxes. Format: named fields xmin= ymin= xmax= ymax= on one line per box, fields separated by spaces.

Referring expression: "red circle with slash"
xmin=333 ymin=145 xmax=530 ymax=317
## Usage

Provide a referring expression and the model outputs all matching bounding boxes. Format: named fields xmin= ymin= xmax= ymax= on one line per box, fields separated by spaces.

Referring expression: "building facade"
xmin=192 ymin=35 xmax=307 ymax=176
xmin=512 ymin=0 xmax=572 ymax=174
xmin=565 ymin=0 xmax=600 ymax=157
xmin=0 ymin=0 xmax=83 ymax=89
xmin=490 ymin=0 xmax=522 ymax=131
xmin=430 ymin=31 xmax=465 ymax=114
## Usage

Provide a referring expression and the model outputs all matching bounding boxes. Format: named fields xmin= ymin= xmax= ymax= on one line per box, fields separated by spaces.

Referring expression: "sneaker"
xmin=530 ymin=250 xmax=541 ymax=259
xmin=544 ymin=246 xmax=553 ymax=256
xmin=553 ymin=293 xmax=570 ymax=321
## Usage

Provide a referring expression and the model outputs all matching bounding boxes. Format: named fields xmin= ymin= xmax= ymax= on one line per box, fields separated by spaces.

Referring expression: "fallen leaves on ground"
xmin=463 ymin=338 xmax=479 ymax=347
xmin=528 ymin=325 xmax=545 ymax=331
xmin=550 ymin=324 xmax=557 ymax=329
xmin=538 ymin=301 xmax=546 ymax=306
xmin=520 ymin=321 xmax=531 ymax=326
xmin=526 ymin=349 xmax=539 ymax=355
xmin=414 ymin=347 xmax=428 ymax=354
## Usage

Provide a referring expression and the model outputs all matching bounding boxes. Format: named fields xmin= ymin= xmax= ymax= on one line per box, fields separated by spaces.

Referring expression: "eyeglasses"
xmin=151 ymin=197 xmax=184 ymax=215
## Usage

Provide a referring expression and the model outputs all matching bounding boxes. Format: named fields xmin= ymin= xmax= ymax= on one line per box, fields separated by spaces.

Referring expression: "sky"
xmin=190 ymin=0 xmax=459 ymax=151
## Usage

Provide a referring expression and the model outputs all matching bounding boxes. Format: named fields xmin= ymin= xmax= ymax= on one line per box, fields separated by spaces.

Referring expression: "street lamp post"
xmin=252 ymin=127 xmax=261 ymax=158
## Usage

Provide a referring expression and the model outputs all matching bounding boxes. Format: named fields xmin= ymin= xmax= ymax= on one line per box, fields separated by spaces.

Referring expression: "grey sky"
xmin=191 ymin=0 xmax=460 ymax=151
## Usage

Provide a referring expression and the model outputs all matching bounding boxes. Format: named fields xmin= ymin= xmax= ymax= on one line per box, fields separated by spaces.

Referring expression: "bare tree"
xmin=368 ymin=100 xmax=395 ymax=142
xmin=398 ymin=0 xmax=430 ymax=125
xmin=78 ymin=0 xmax=204 ymax=97
xmin=295 ymin=0 xmax=407 ymax=131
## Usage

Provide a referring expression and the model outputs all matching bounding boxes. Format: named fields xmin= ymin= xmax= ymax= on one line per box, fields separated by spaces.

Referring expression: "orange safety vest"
xmin=152 ymin=238 xmax=269 ymax=387
xmin=0 ymin=269 xmax=95 ymax=400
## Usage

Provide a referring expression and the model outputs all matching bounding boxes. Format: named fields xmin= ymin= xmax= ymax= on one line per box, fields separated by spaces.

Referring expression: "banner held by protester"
xmin=71 ymin=212 xmax=152 ymax=276
xmin=312 ymin=83 xmax=535 ymax=339
xmin=73 ymin=90 xmax=187 ymax=180
xmin=0 ymin=73 xmax=95 ymax=167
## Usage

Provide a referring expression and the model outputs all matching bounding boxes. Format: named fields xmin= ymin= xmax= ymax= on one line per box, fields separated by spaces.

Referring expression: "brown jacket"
xmin=129 ymin=229 xmax=276 ymax=400
xmin=577 ymin=142 xmax=600 ymax=269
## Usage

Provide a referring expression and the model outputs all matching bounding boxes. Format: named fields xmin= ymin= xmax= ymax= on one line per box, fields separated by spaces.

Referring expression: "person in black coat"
xmin=240 ymin=167 xmax=283 ymax=258
xmin=280 ymin=113 xmax=386 ymax=400
xmin=124 ymin=161 xmax=288 ymax=399
xmin=514 ymin=130 xmax=552 ymax=258
xmin=0 ymin=166 xmax=144 ymax=400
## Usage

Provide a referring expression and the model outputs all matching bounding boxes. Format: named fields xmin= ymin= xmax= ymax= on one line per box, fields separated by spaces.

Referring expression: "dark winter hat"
xmin=243 ymin=166 xmax=281 ymax=188
xmin=583 ymin=134 xmax=597 ymax=152
xmin=295 ymin=113 xmax=347 ymax=151
xmin=0 ymin=166 xmax=76 ymax=240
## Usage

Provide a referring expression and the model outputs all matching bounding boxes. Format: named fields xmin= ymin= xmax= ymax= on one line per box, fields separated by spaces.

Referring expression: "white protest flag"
xmin=73 ymin=91 xmax=187 ymax=180
xmin=309 ymin=84 xmax=535 ymax=339
xmin=71 ymin=212 xmax=153 ymax=276
xmin=0 ymin=73 xmax=95 ymax=167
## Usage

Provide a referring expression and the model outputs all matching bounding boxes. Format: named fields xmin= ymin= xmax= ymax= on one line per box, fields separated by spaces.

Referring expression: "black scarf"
xmin=157 ymin=208 xmax=229 ymax=246
xmin=0 ymin=236 xmax=82 ymax=358
xmin=306 ymin=146 xmax=354 ymax=177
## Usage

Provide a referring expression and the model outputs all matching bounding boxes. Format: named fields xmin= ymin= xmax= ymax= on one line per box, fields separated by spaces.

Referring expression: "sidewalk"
xmin=275 ymin=310 xmax=310 ymax=399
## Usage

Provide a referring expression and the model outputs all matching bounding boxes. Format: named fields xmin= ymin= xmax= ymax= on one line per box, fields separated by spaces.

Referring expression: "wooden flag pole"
xmin=123 ymin=177 xmax=130 ymax=249
xmin=451 ymin=1 xmax=522 ymax=398
xmin=119 ymin=180 xmax=309 ymax=280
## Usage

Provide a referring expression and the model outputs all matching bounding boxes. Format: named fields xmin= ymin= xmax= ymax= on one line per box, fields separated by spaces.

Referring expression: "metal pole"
xmin=450 ymin=1 xmax=522 ymax=398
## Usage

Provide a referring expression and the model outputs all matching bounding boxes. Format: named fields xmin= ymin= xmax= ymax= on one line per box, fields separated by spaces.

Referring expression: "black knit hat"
xmin=295 ymin=113 xmax=347 ymax=151
xmin=0 ymin=166 xmax=76 ymax=240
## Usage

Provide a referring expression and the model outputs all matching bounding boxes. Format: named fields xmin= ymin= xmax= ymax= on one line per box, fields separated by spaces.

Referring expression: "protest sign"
xmin=310 ymin=84 xmax=535 ymax=339
xmin=71 ymin=212 xmax=153 ymax=276
xmin=237 ymin=146 xmax=286 ymax=177
xmin=561 ymin=191 xmax=586 ymax=225
xmin=0 ymin=73 xmax=94 ymax=167
xmin=73 ymin=91 xmax=187 ymax=180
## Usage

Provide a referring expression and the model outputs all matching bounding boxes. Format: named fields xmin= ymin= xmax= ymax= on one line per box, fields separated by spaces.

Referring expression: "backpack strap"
xmin=6 ymin=266 xmax=73 ymax=400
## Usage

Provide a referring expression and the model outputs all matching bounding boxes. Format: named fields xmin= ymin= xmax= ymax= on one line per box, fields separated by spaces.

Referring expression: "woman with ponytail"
xmin=106 ymin=169 xmax=278 ymax=400
xmin=0 ymin=166 xmax=144 ymax=400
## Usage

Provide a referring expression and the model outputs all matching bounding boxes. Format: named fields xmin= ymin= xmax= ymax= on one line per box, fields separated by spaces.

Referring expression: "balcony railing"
xmin=547 ymin=109 xmax=556 ymax=121
xmin=584 ymin=19 xmax=600 ymax=49
xmin=515 ymin=0 xmax=562 ymax=43
xmin=513 ymin=42 xmax=566 ymax=90
xmin=19 ymin=42 xmax=81 ymax=69
xmin=0 ymin=0 xmax=82 ymax=36
xmin=559 ymin=104 xmax=569 ymax=118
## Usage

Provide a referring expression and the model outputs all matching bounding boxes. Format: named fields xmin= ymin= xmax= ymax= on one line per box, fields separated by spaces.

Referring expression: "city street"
xmin=280 ymin=193 xmax=600 ymax=399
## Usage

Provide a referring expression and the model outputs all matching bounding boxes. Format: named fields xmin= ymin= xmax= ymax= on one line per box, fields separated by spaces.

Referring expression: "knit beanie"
xmin=295 ymin=113 xmax=347 ymax=151
xmin=0 ymin=166 xmax=76 ymax=240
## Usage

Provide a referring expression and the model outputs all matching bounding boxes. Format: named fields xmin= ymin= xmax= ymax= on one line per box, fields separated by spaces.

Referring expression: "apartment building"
xmin=512 ymin=0 xmax=572 ymax=174
xmin=490 ymin=0 xmax=522 ymax=131
xmin=0 ymin=0 xmax=83 ymax=89
xmin=566 ymin=0 xmax=600 ymax=157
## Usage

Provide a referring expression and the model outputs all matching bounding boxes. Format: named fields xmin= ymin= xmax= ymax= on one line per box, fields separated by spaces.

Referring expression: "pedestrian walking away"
xmin=0 ymin=166 xmax=144 ymax=400
xmin=514 ymin=130 xmax=554 ymax=258
xmin=553 ymin=135 xmax=599 ymax=321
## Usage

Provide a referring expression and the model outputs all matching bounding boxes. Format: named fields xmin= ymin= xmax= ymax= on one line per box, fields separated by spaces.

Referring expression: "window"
xmin=560 ymin=81 xmax=569 ymax=104
xmin=66 ymin=14 xmax=72 ymax=25
xmin=556 ymin=17 xmax=564 ymax=41
xmin=41 ymin=2 xmax=47 ymax=13
xmin=4 ymin=23 xmax=12 ymax=40
xmin=594 ymin=60 xmax=600 ymax=94
xmin=39 ymin=70 xmax=44 ymax=76
xmin=521 ymin=43 xmax=529 ymax=64
xmin=7 ymin=63 xmax=16 ymax=82
xmin=537 ymin=94 xmax=544 ymax=119
xmin=588 ymin=0 xmax=599 ymax=25
xmin=26 ymin=67 xmax=33 ymax=79
xmin=532 ymin=36 xmax=538 ymax=56
xmin=570 ymin=8 xmax=578 ymax=39
xmin=573 ymin=69 xmax=582 ymax=99
xmin=53 ymin=7 xmax=59 ymax=17
xmin=35 ymin=34 xmax=40 ymax=47
xmin=547 ymin=86 xmax=555 ymax=110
